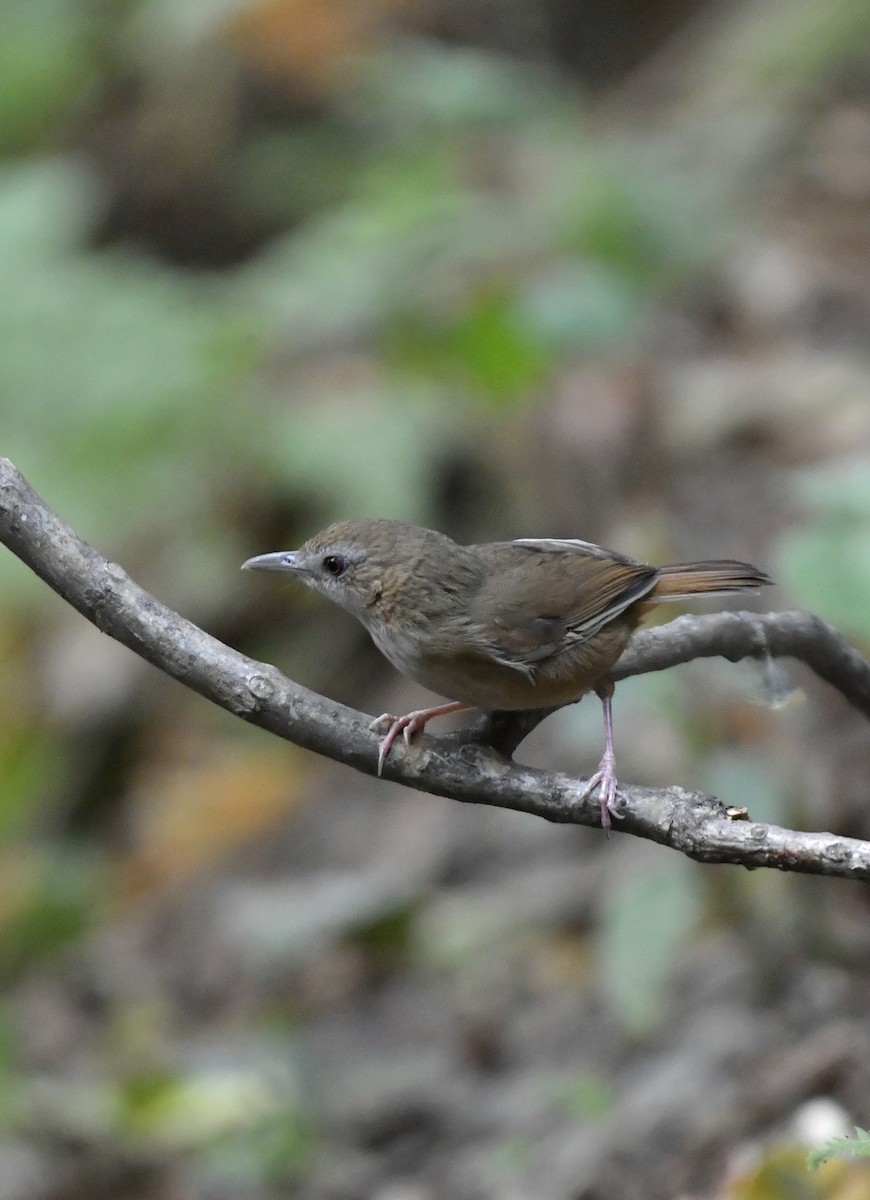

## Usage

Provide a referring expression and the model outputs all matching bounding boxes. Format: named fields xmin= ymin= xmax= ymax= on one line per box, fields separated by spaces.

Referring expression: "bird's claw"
xmin=370 ymin=712 xmax=427 ymax=775
xmin=578 ymin=754 xmax=623 ymax=832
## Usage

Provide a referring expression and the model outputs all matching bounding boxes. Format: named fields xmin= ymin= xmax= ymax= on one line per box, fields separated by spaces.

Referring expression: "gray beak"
xmin=241 ymin=550 xmax=304 ymax=573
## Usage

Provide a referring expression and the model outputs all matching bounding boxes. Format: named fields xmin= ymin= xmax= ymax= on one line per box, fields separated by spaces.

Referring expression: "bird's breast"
xmin=367 ymin=614 xmax=635 ymax=712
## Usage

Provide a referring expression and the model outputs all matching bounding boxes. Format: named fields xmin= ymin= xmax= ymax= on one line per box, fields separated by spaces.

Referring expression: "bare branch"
xmin=614 ymin=610 xmax=870 ymax=717
xmin=1 ymin=457 xmax=868 ymax=881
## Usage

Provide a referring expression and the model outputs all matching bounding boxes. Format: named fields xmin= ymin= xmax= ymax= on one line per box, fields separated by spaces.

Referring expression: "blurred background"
xmin=2 ymin=0 xmax=870 ymax=1197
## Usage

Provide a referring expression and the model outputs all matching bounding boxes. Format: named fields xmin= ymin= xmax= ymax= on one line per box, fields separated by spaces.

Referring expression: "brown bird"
xmin=243 ymin=519 xmax=772 ymax=828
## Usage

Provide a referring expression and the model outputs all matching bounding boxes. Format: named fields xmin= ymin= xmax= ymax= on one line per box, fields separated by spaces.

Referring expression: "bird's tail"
xmin=651 ymin=560 xmax=773 ymax=602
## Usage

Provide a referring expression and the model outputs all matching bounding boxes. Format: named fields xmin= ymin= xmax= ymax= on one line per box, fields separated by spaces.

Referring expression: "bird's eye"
xmin=322 ymin=555 xmax=346 ymax=577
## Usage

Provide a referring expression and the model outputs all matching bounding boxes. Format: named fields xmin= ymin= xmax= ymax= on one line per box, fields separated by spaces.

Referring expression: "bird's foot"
xmin=370 ymin=710 xmax=430 ymax=775
xmin=578 ymin=751 xmax=623 ymax=832
xmin=370 ymin=701 xmax=468 ymax=775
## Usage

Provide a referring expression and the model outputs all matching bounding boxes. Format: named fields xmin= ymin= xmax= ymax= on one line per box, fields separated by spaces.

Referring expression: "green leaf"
xmin=441 ymin=292 xmax=551 ymax=401
xmin=808 ymin=1127 xmax=870 ymax=1170
xmin=0 ymin=0 xmax=99 ymax=151
xmin=389 ymin=290 xmax=550 ymax=405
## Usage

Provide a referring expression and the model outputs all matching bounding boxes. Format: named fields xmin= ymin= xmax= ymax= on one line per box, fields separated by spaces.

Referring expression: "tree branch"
xmin=1 ymin=457 xmax=868 ymax=881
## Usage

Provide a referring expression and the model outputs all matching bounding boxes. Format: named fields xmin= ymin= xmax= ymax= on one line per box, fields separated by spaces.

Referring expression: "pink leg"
xmin=370 ymin=701 xmax=470 ymax=775
xmin=578 ymin=689 xmax=622 ymax=831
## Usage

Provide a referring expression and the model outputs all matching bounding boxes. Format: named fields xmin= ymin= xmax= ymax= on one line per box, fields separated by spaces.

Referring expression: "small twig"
xmin=1 ymin=457 xmax=869 ymax=881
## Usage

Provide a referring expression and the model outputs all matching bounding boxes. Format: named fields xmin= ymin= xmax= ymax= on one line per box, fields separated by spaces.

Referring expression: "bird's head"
xmin=242 ymin=518 xmax=452 ymax=622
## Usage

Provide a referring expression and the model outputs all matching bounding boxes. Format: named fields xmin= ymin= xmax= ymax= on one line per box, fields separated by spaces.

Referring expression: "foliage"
xmin=0 ymin=847 xmax=102 ymax=980
xmin=0 ymin=0 xmax=102 ymax=153
xmin=0 ymin=159 xmax=259 ymax=614
xmin=808 ymin=1128 xmax=870 ymax=1170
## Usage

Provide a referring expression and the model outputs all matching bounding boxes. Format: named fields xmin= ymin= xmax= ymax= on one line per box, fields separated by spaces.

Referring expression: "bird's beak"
xmin=241 ymin=550 xmax=304 ymax=573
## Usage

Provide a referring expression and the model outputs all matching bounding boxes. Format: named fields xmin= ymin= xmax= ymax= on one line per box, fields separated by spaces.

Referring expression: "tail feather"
xmin=652 ymin=560 xmax=773 ymax=602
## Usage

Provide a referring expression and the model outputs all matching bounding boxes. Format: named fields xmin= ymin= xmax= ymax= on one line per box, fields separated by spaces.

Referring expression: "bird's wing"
xmin=463 ymin=540 xmax=658 ymax=670
xmin=512 ymin=537 xmax=637 ymax=563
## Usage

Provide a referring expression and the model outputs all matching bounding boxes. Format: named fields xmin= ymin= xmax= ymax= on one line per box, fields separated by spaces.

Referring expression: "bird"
xmin=242 ymin=519 xmax=772 ymax=828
